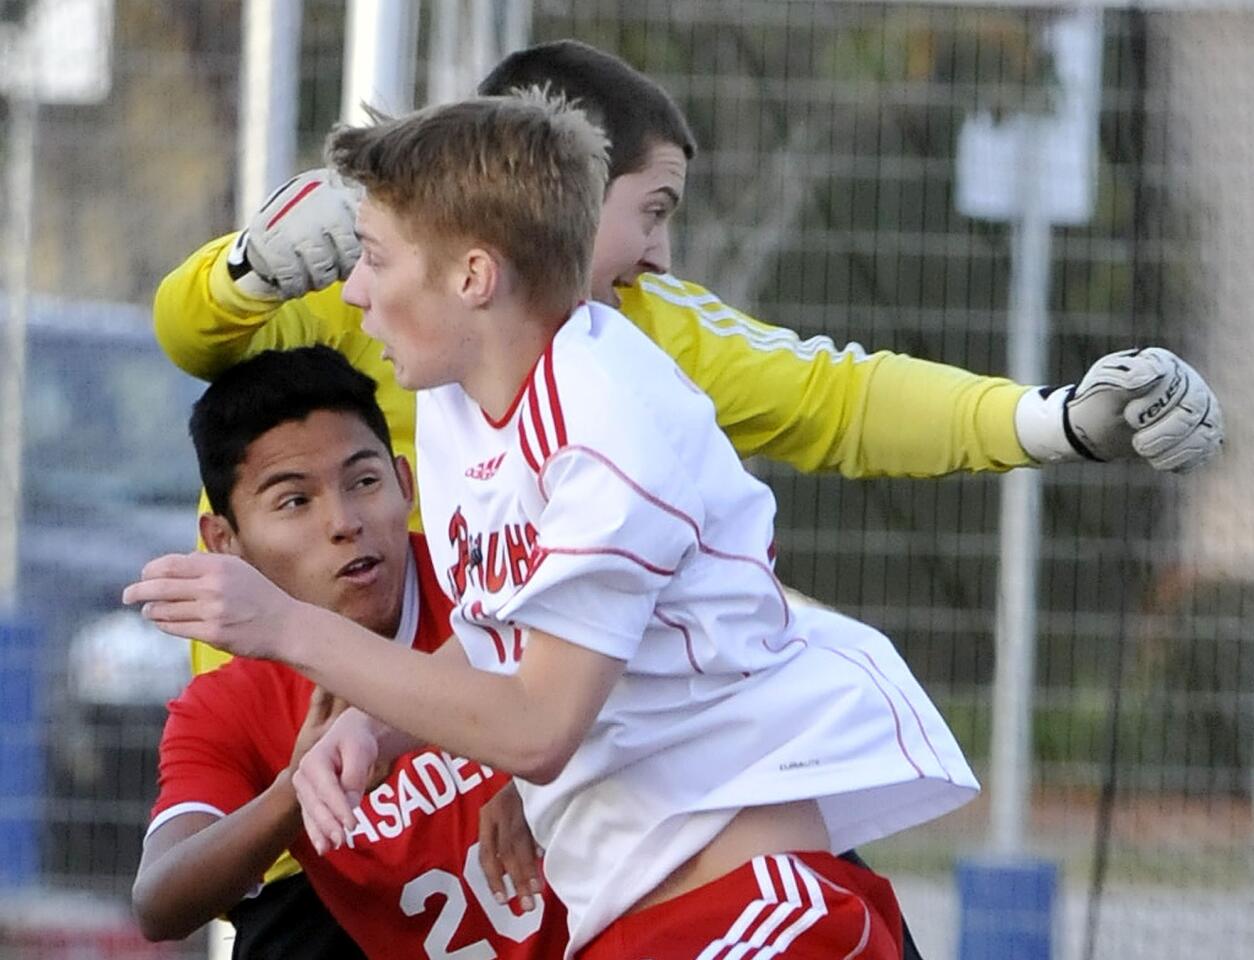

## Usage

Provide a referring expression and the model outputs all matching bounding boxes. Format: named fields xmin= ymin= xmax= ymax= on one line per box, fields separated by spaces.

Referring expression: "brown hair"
xmin=326 ymin=93 xmax=609 ymax=315
xmin=479 ymin=40 xmax=696 ymax=182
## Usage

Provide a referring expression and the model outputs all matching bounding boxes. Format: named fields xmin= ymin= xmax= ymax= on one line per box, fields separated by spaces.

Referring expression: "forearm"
xmin=834 ymin=353 xmax=1032 ymax=477
xmin=133 ymin=774 xmax=302 ymax=940
xmin=152 ymin=233 xmax=283 ymax=380
xmin=280 ymin=606 xmax=569 ymax=781
xmin=734 ymin=350 xmax=1029 ymax=476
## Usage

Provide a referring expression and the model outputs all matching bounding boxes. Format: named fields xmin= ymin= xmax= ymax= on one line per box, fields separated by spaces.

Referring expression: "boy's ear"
xmin=457 ymin=247 xmax=500 ymax=307
xmin=199 ymin=512 xmax=241 ymax=556
xmin=392 ymin=454 xmax=415 ymax=506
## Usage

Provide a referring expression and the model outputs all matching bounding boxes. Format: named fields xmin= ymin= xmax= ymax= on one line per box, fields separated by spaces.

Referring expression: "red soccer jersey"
xmin=150 ymin=533 xmax=568 ymax=959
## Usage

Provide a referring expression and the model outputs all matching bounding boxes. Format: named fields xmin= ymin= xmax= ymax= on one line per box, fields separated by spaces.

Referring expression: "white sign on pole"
xmin=956 ymin=10 xmax=1102 ymax=226
xmin=0 ymin=0 xmax=114 ymax=104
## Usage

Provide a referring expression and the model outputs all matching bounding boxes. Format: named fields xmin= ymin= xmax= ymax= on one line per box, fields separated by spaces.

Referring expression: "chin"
xmin=593 ymin=286 xmax=621 ymax=308
xmin=344 ymin=599 xmax=391 ymax=636
xmin=393 ymin=366 xmax=427 ymax=391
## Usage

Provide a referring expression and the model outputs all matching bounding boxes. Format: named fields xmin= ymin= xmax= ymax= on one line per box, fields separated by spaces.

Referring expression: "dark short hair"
xmin=478 ymin=39 xmax=696 ymax=181
xmin=189 ymin=346 xmax=393 ymax=526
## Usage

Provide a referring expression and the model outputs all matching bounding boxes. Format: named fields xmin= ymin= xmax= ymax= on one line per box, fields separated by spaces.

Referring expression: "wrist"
xmin=209 ymin=233 xmax=281 ymax=309
xmin=270 ymin=766 xmax=300 ymax=808
xmin=1013 ymin=385 xmax=1088 ymax=464
xmin=273 ymin=599 xmax=325 ymax=669
xmin=258 ymin=767 xmax=304 ymax=834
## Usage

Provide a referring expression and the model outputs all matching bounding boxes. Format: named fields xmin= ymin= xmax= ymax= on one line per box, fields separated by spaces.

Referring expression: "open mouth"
xmin=337 ymin=555 xmax=382 ymax=580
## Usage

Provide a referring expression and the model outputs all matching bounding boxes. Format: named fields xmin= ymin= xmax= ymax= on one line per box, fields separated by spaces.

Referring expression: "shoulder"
xmin=615 ymin=273 xmax=790 ymax=369
xmin=548 ymin=302 xmax=688 ymax=397
xmin=617 ymin=273 xmax=753 ymax=333
xmin=537 ymin=303 xmax=704 ymax=444
xmin=516 ymin=308 xmax=715 ymax=512
xmin=620 ymin=273 xmax=721 ymax=314
xmin=170 ymin=656 xmax=307 ymax=724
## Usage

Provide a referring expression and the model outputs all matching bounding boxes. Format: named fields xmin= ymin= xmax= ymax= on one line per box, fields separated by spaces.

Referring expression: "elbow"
xmin=133 ymin=917 xmax=177 ymax=945
xmin=517 ymin=759 xmax=562 ymax=786
xmin=150 ymin=276 xmax=182 ymax=359
xmin=511 ymin=735 xmax=578 ymax=786
xmin=131 ymin=877 xmax=188 ymax=943
xmin=131 ymin=906 xmax=169 ymax=944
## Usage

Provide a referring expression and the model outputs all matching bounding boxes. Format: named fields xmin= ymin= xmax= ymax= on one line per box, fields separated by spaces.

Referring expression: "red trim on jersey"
xmin=265 ymin=180 xmax=321 ymax=229
xmin=822 ymin=647 xmax=926 ymax=780
xmin=530 ymin=544 xmax=676 ymax=578
xmin=526 ymin=382 xmax=551 ymax=459
xmin=761 ymin=634 xmax=808 ymax=655
xmin=540 ymin=346 xmax=568 ymax=448
xmin=854 ymin=647 xmax=956 ymax=783
xmin=518 ymin=424 xmax=541 ymax=474
xmin=653 ymin=609 xmax=705 ymax=674
xmin=535 ymin=445 xmax=790 ymax=627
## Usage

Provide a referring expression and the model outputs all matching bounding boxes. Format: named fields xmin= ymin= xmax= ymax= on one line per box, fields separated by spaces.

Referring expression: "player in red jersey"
xmin=133 ymin=346 xmax=567 ymax=958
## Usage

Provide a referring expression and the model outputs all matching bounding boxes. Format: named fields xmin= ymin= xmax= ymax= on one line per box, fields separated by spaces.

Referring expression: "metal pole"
xmin=0 ymin=70 xmax=36 ymax=614
xmin=501 ymin=0 xmax=533 ymax=56
xmin=989 ymin=115 xmax=1052 ymax=856
xmin=237 ymin=0 xmax=302 ymax=222
xmin=427 ymin=0 xmax=462 ymax=106
xmin=342 ymin=0 xmax=420 ymax=125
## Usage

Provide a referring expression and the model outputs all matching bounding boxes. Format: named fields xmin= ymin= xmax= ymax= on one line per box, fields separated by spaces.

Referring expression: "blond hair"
xmin=327 ymin=93 xmax=609 ymax=315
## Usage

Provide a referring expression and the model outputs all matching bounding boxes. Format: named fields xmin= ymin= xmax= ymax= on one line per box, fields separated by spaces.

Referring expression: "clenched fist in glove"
xmin=225 ymin=168 xmax=362 ymax=300
xmin=1014 ymin=347 xmax=1224 ymax=473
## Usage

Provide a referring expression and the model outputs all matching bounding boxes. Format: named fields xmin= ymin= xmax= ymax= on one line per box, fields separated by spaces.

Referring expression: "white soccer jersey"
xmin=416 ymin=302 xmax=979 ymax=955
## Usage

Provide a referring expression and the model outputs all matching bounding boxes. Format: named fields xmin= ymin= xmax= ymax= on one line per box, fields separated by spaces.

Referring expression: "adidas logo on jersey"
xmin=465 ymin=452 xmax=506 ymax=480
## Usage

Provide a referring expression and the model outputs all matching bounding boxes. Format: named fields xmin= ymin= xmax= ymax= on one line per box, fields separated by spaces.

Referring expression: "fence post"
xmin=0 ymin=615 xmax=43 ymax=886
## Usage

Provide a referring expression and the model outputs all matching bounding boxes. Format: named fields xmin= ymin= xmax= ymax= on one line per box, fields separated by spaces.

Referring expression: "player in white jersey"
xmin=416 ymin=297 xmax=977 ymax=952
xmin=125 ymin=95 xmax=976 ymax=957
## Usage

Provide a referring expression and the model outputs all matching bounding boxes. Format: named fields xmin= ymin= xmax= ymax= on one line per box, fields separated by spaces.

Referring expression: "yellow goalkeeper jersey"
xmin=153 ymin=232 xmax=1030 ymax=881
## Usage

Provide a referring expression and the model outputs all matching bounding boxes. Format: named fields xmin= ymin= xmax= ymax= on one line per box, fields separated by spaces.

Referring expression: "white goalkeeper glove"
xmin=225 ymin=168 xmax=362 ymax=300
xmin=1014 ymin=347 xmax=1224 ymax=474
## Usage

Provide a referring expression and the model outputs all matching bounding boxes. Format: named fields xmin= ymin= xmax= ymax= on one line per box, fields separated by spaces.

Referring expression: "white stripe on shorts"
xmin=695 ymin=854 xmax=831 ymax=960
xmin=802 ymin=859 xmax=874 ymax=960
xmin=749 ymin=856 xmax=827 ymax=959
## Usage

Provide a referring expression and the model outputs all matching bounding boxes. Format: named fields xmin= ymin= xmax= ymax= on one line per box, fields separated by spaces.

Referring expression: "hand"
xmin=122 ymin=552 xmax=301 ymax=659
xmin=1074 ymin=348 xmax=1223 ymax=472
xmin=1015 ymin=347 xmax=1224 ymax=473
xmin=478 ymin=781 xmax=544 ymax=912
xmin=226 ymin=168 xmax=362 ymax=300
xmin=292 ymin=708 xmax=383 ymax=855
xmin=290 ymin=686 xmax=350 ymax=773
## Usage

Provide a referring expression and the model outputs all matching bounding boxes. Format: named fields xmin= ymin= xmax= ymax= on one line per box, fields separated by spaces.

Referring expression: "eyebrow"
xmin=343 ymin=448 xmax=384 ymax=470
xmin=253 ymin=448 xmax=384 ymax=497
xmin=650 ymin=186 xmax=682 ymax=207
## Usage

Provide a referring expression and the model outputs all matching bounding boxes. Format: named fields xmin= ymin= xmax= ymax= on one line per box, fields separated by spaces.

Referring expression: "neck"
xmin=382 ymin=610 xmax=402 ymax=639
xmin=361 ymin=597 xmax=404 ymax=640
xmin=464 ymin=301 xmax=572 ymax=421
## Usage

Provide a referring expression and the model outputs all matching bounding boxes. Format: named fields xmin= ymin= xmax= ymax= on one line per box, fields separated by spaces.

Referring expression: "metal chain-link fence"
xmin=3 ymin=1 xmax=1252 ymax=956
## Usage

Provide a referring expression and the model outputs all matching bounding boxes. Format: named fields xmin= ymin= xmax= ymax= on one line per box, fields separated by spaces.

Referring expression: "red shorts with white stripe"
xmin=577 ymin=850 xmax=903 ymax=960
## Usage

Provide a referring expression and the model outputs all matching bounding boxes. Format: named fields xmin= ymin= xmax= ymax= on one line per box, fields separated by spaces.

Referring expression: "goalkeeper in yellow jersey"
xmin=150 ymin=39 xmax=1222 ymax=960
xmin=158 ymin=42 xmax=1222 ymax=549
